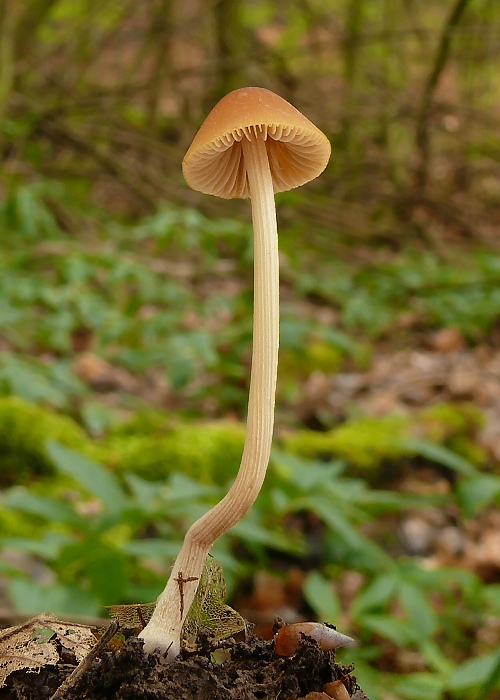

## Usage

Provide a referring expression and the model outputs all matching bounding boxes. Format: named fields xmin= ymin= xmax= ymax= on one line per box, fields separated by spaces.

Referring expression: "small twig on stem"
xmin=174 ymin=572 xmax=199 ymax=620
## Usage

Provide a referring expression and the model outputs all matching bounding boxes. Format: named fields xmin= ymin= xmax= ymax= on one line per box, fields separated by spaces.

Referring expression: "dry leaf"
xmin=0 ymin=613 xmax=95 ymax=687
xmin=107 ymin=556 xmax=246 ymax=649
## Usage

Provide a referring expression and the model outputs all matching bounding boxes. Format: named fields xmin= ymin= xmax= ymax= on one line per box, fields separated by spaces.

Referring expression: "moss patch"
xmin=0 ymin=396 xmax=486 ymax=490
xmin=102 ymin=422 xmax=246 ymax=485
xmin=0 ymin=397 xmax=245 ymax=488
xmin=0 ymin=397 xmax=88 ymax=486
xmin=284 ymin=415 xmax=412 ymax=474
xmin=283 ymin=403 xmax=486 ymax=477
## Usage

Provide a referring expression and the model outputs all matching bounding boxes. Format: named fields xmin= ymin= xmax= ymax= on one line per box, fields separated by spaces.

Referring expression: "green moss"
xmin=102 ymin=422 xmax=246 ymax=485
xmin=0 ymin=396 xmax=88 ymax=486
xmin=0 ymin=504 xmax=35 ymax=538
xmin=0 ymin=395 xmax=487 ymax=493
xmin=279 ymin=342 xmax=344 ymax=386
xmin=448 ymin=434 xmax=487 ymax=468
xmin=418 ymin=402 xmax=486 ymax=467
xmin=284 ymin=415 xmax=412 ymax=472
xmin=0 ymin=397 xmax=246 ymax=488
xmin=108 ymin=409 xmax=176 ymax=438
xmin=304 ymin=342 xmax=344 ymax=374
xmin=418 ymin=402 xmax=484 ymax=443
xmin=284 ymin=402 xmax=489 ymax=476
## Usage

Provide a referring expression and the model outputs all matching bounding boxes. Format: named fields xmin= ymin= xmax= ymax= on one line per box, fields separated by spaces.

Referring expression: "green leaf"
xmin=447 ymin=651 xmax=500 ymax=691
xmin=56 ymin=540 xmax=129 ymax=605
xmin=32 ymin=627 xmax=56 ymax=643
xmin=362 ymin=614 xmax=416 ymax=646
xmin=271 ymin=449 xmax=343 ymax=490
xmin=123 ymin=539 xmax=181 ymax=561
xmin=419 ymin=640 xmax=454 ymax=676
xmin=8 ymin=578 xmax=100 ymax=617
xmin=352 ymin=573 xmax=397 ymax=616
xmin=483 ymin=584 xmax=500 ymax=614
xmin=399 ymin=582 xmax=438 ymax=638
xmin=4 ymin=490 xmax=85 ymax=528
xmin=86 ymin=546 xmax=128 ymax=603
xmin=163 ymin=473 xmax=217 ymax=504
xmin=46 ymin=441 xmax=129 ymax=514
xmin=481 ymin=651 xmax=500 ymax=694
xmin=398 ymin=438 xmax=477 ymax=477
xmin=313 ymin=501 xmax=393 ymax=571
xmin=124 ymin=473 xmax=166 ymax=514
xmin=0 ymin=355 xmax=69 ymax=407
xmin=80 ymin=401 xmax=117 ymax=437
xmin=393 ymin=672 xmax=445 ymax=700
xmin=342 ymin=661 xmax=384 ymax=700
xmin=303 ymin=571 xmax=342 ymax=623
xmin=355 ymin=489 xmax=447 ymax=512
xmin=458 ymin=474 xmax=500 ymax=518
xmin=232 ymin=518 xmax=304 ymax=555
xmin=1 ymin=533 xmax=76 ymax=560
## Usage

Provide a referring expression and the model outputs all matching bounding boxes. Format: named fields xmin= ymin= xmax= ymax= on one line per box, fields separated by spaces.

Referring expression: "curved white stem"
xmin=139 ymin=134 xmax=279 ymax=657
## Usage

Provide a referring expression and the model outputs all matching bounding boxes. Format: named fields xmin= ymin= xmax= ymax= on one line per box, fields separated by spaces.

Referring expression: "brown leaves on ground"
xmin=0 ymin=614 xmax=95 ymax=688
xmin=298 ymin=336 xmax=500 ymax=464
xmin=73 ymin=353 xmax=139 ymax=393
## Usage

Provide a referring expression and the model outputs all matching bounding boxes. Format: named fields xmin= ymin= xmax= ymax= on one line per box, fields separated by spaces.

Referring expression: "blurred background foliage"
xmin=1 ymin=0 xmax=499 ymax=240
xmin=1 ymin=1 xmax=500 ymax=698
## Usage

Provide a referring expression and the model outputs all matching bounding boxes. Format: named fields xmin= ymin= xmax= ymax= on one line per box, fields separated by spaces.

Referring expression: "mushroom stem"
xmin=139 ymin=133 xmax=279 ymax=657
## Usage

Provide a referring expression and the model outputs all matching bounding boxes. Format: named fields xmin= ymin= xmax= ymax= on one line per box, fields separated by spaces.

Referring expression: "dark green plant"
xmin=1 ymin=439 xmax=499 ymax=698
xmin=0 ymin=441 xmax=302 ymax=615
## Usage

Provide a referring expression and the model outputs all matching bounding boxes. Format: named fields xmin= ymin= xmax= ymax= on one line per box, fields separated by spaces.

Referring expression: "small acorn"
xmin=274 ymin=622 xmax=356 ymax=656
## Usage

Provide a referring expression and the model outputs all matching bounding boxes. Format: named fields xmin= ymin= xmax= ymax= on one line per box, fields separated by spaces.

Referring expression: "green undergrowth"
xmin=0 ymin=396 xmax=246 ymax=489
xmin=1 ymin=439 xmax=499 ymax=700
xmin=288 ymin=247 xmax=500 ymax=340
xmin=4 ymin=189 xmax=500 ymax=409
xmin=101 ymin=422 xmax=246 ymax=484
xmin=1 ymin=395 xmax=496 ymax=555
xmin=0 ymin=396 xmax=88 ymax=486
xmin=284 ymin=402 xmax=486 ymax=477
xmin=2 ymin=187 xmax=500 ymax=698
xmin=0 ymin=396 xmax=488 ymax=494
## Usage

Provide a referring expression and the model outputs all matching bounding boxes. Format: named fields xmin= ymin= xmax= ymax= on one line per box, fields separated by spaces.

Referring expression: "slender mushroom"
xmin=139 ymin=87 xmax=330 ymax=657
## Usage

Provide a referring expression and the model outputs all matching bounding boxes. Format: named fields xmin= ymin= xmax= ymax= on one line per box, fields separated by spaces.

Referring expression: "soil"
xmin=0 ymin=623 xmax=368 ymax=700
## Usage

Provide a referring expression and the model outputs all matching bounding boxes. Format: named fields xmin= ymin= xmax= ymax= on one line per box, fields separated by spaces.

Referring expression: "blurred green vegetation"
xmin=1 ymin=1 xmax=500 ymax=698
xmin=1 ymin=193 xmax=499 ymax=697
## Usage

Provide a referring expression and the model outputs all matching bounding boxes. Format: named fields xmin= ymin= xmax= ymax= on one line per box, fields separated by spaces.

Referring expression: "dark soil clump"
xmin=1 ymin=629 xmax=368 ymax=700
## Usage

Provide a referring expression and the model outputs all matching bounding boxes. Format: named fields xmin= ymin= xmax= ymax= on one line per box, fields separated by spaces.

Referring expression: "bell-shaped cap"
xmin=182 ymin=87 xmax=331 ymax=199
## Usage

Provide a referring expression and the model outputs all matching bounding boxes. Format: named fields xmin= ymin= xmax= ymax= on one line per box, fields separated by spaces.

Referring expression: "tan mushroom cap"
xmin=182 ymin=87 xmax=331 ymax=199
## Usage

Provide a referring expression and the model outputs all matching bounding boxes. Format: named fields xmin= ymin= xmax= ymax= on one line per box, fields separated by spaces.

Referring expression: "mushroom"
xmin=139 ymin=87 xmax=330 ymax=658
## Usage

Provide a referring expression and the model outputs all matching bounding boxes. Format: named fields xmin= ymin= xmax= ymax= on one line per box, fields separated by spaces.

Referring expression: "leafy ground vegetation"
xmin=1 ymin=189 xmax=500 ymax=700
xmin=1 ymin=1 xmax=500 ymax=699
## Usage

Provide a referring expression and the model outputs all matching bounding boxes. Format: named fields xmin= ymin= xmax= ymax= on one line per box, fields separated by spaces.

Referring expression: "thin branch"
xmin=414 ymin=0 xmax=471 ymax=190
xmin=48 ymin=621 xmax=119 ymax=700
